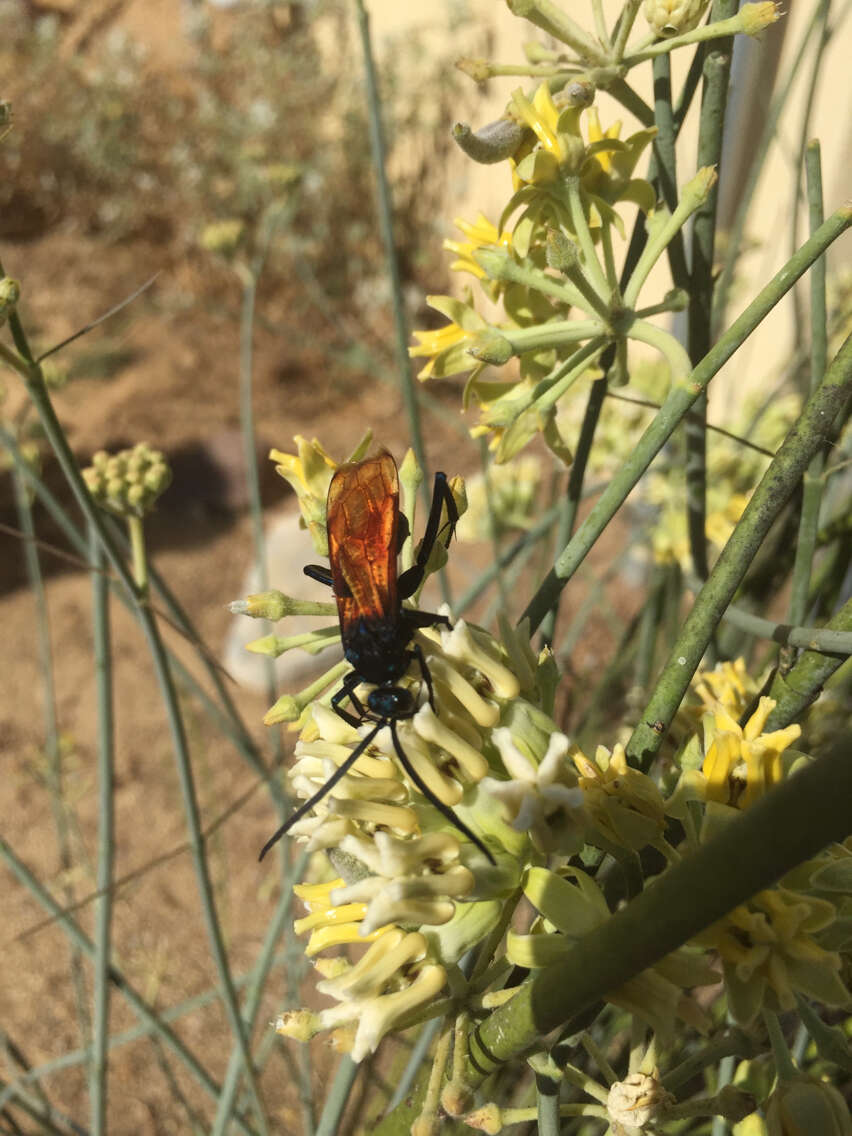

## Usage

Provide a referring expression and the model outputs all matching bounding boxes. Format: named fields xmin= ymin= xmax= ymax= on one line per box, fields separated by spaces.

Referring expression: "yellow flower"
xmin=292 ymin=878 xmax=392 ymax=956
xmin=409 ymin=293 xmax=491 ymax=381
xmin=696 ymin=887 xmax=849 ymax=1024
xmin=277 ymin=926 xmax=448 ymax=1062
xmin=269 ymin=435 xmax=346 ymax=554
xmin=572 ymin=741 xmax=669 ymax=853
xmin=444 ymin=213 xmax=513 ymax=286
xmin=702 ymin=697 xmax=802 ymax=810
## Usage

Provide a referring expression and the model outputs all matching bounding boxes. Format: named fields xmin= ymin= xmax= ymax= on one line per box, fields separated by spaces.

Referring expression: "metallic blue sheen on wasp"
xmin=259 ymin=451 xmax=494 ymax=864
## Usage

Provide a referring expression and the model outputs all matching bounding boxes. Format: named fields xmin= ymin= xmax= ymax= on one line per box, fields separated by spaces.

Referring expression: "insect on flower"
xmin=259 ymin=451 xmax=495 ymax=863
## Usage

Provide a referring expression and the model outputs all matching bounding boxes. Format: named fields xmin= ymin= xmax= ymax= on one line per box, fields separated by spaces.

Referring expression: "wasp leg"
xmin=304 ymin=564 xmax=334 ymax=587
xmin=388 ymin=720 xmax=495 ymax=865
xmin=410 ymin=642 xmax=437 ymax=712
xmin=398 ymin=471 xmax=459 ymax=600
xmin=331 ymin=670 xmax=369 ymax=729
xmin=259 ymin=721 xmax=384 ymax=860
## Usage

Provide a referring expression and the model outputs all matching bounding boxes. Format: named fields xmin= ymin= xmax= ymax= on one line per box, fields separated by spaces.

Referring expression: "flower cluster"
xmin=82 ymin=442 xmax=171 ymax=518
xmin=238 ymin=439 xmax=847 ymax=1135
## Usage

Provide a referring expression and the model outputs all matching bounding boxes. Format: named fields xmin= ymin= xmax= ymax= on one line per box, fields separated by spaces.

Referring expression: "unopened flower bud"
xmin=467 ymin=328 xmax=514 ymax=366
xmin=766 ymin=1075 xmax=852 ymax=1136
xmin=740 ymin=1 xmax=781 ymax=34
xmin=643 ymin=0 xmax=710 ymax=35
xmin=452 ymin=118 xmax=525 ymax=165
xmin=545 ymin=228 xmax=579 ymax=273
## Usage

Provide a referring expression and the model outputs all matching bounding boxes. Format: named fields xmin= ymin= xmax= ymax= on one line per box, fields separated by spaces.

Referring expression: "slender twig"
xmin=0 ymin=837 xmax=255 ymax=1136
xmin=626 ymin=330 xmax=852 ymax=769
xmin=686 ymin=0 xmax=737 ymax=584
xmin=89 ymin=521 xmax=115 ymax=1136
xmin=788 ymin=141 xmax=828 ymax=625
xmin=520 ymin=207 xmax=851 ymax=633
xmin=11 ymin=463 xmax=92 ymax=1057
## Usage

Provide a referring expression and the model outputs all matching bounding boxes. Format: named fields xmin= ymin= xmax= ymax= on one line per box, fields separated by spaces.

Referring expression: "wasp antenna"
xmin=388 ymin=721 xmax=496 ymax=866
xmin=258 ymin=722 xmax=383 ymax=861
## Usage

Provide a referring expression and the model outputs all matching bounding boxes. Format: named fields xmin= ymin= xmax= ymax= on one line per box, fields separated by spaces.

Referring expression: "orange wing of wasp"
xmin=326 ymin=451 xmax=400 ymax=642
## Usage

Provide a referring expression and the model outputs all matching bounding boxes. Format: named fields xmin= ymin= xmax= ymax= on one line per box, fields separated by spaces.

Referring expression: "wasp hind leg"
xmin=398 ymin=471 xmax=459 ymax=600
xmin=304 ymin=564 xmax=333 ymax=588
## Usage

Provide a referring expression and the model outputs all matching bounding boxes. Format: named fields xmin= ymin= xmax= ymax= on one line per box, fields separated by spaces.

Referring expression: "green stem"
xmin=566 ymin=177 xmax=610 ymax=297
xmin=687 ymin=4 xmax=736 ymax=583
xmin=503 ymin=318 xmax=605 ymax=354
xmin=763 ymin=1010 xmax=797 ymax=1080
xmin=662 ymin=1029 xmax=757 ymax=1092
xmin=539 ymin=376 xmax=608 ymax=645
xmin=650 ymin=53 xmax=688 ymax=285
xmin=624 ymin=317 xmax=692 ymax=381
xmin=210 ymin=852 xmax=309 ymax=1136
xmin=316 ymin=1058 xmax=359 ymax=1136
xmin=788 ymin=141 xmax=828 ymax=624
xmin=0 ymin=836 xmax=255 ymax=1136
xmin=611 ymin=0 xmax=642 ymax=60
xmin=765 ymin=597 xmax=852 ymax=729
xmin=712 ymin=0 xmax=829 ymax=335
xmin=623 ymin=167 xmax=716 ymax=310
xmin=520 ymin=206 xmax=851 ymax=634
xmin=354 ymin=0 xmax=447 ymax=604
xmin=126 ymin=514 xmax=147 ymax=592
xmin=621 ymin=10 xmax=758 ymax=65
xmin=627 ymin=331 xmax=852 ymax=769
xmin=704 ymin=598 xmax=852 ymax=655
xmin=137 ymin=609 xmax=270 ymax=1133
xmin=505 ymin=0 xmax=607 ymax=62
xmin=89 ymin=521 xmax=114 ymax=1136
xmin=11 ymin=463 xmax=92 ymax=1058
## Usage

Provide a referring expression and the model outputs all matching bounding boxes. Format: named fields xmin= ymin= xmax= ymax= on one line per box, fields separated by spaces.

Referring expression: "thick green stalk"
xmin=627 ymin=330 xmax=852 ymax=769
xmin=89 ymin=523 xmax=115 ymax=1136
xmin=520 ymin=206 xmax=851 ymax=633
xmin=0 ymin=837 xmax=255 ymax=1136
xmin=788 ymin=141 xmax=828 ymax=624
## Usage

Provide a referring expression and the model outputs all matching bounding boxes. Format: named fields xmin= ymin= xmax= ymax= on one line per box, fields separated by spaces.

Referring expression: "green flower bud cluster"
xmin=83 ymin=443 xmax=171 ymax=518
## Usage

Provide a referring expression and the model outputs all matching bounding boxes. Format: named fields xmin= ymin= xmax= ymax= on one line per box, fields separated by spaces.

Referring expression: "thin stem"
xmin=520 ymin=206 xmax=851 ymax=634
xmin=0 ymin=837 xmax=255 ymax=1136
xmin=211 ymin=854 xmax=309 ymax=1136
xmin=126 ymin=514 xmax=147 ymax=592
xmin=89 ymin=521 xmax=114 ymax=1136
xmin=137 ymin=608 xmax=269 ymax=1132
xmin=712 ymin=0 xmax=830 ymax=334
xmin=788 ymin=141 xmax=828 ymax=625
xmin=686 ymin=4 xmax=737 ymax=583
xmin=505 ymin=0 xmax=607 ymax=62
xmin=11 ymin=464 xmax=92 ymax=1057
xmin=765 ymin=596 xmax=852 ymax=729
xmin=354 ymin=0 xmax=448 ymax=602
xmin=566 ymin=177 xmax=610 ymax=297
xmin=315 ymin=1058 xmax=359 ymax=1136
xmin=627 ymin=330 xmax=852 ymax=769
xmin=237 ymin=253 xmax=283 ymax=769
xmin=611 ymin=0 xmax=642 ymax=59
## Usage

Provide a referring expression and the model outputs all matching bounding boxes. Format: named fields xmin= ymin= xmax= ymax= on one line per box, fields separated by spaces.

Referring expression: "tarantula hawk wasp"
xmin=259 ymin=451 xmax=494 ymax=864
